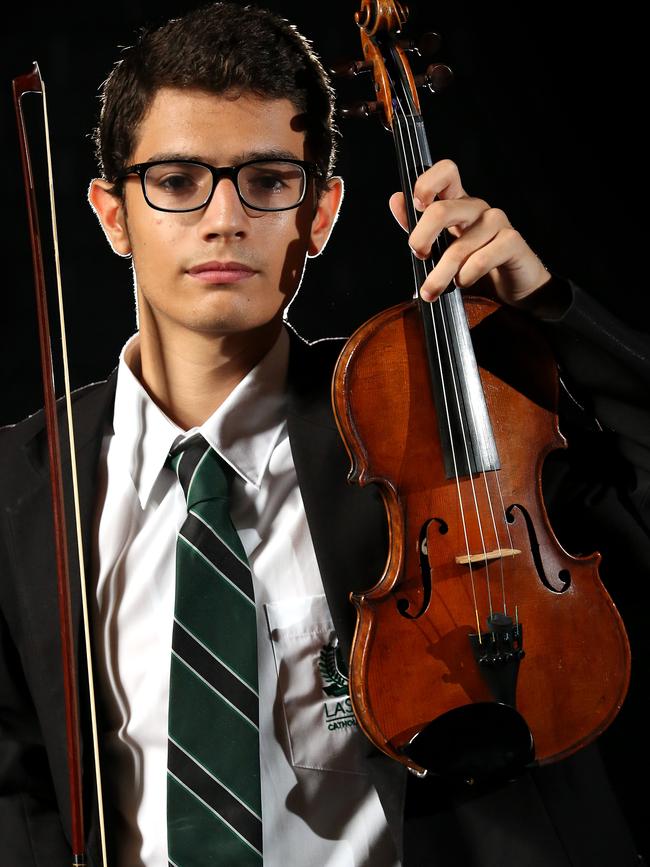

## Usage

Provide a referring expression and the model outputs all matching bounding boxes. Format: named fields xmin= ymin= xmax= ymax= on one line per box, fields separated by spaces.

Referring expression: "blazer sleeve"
xmin=0 ymin=527 xmax=71 ymax=864
xmin=516 ymin=274 xmax=650 ymax=538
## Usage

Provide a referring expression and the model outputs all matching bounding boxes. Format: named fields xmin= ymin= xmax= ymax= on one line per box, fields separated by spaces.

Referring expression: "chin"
xmin=186 ymin=314 xmax=281 ymax=338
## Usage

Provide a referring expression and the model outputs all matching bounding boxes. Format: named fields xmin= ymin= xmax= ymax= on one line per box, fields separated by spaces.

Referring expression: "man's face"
xmin=92 ymin=87 xmax=340 ymax=344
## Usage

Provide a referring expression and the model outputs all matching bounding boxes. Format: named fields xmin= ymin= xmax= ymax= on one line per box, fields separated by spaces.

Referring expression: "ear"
xmin=87 ymin=178 xmax=132 ymax=256
xmin=307 ymin=176 xmax=344 ymax=258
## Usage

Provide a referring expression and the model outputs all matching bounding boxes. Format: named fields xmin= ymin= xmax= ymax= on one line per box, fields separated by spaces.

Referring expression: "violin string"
xmin=451 ymin=375 xmax=512 ymax=615
xmin=489 ymin=466 xmax=518 ymax=615
xmin=433 ymin=302 xmax=511 ymax=613
xmin=42 ymin=77 xmax=109 ymax=867
xmin=432 ymin=291 xmax=496 ymax=617
xmin=390 ymin=95 xmax=477 ymax=610
xmin=433 ymin=261 xmax=514 ymax=618
xmin=391 ymin=90 xmax=484 ymax=634
xmin=393 ymin=76 xmax=514 ymax=622
xmin=392 ymin=92 xmax=496 ymax=615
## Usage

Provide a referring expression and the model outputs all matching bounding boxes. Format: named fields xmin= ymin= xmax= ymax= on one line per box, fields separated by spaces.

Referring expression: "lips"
xmin=187 ymin=261 xmax=257 ymax=284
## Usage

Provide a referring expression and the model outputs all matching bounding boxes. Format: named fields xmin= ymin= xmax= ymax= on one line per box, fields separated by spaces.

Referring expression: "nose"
xmin=198 ymin=177 xmax=248 ymax=239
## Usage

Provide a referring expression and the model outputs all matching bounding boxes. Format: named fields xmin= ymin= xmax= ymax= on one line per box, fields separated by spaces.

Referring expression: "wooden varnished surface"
xmin=332 ymin=295 xmax=630 ymax=774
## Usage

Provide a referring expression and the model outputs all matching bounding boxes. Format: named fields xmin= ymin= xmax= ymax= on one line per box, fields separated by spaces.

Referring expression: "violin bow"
xmin=12 ymin=61 xmax=108 ymax=867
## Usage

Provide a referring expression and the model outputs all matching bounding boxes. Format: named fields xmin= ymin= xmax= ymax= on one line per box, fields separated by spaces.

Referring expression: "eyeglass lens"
xmin=143 ymin=160 xmax=307 ymax=211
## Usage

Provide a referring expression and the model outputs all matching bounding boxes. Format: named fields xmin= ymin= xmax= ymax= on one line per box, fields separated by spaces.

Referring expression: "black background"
xmin=3 ymin=2 xmax=645 ymax=426
xmin=2 ymin=1 xmax=648 ymax=856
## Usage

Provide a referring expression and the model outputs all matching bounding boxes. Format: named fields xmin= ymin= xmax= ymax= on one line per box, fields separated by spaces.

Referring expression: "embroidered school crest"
xmin=318 ymin=638 xmax=349 ymax=697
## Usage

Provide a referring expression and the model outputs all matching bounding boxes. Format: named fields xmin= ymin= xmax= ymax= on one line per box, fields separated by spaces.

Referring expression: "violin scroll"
xmin=337 ymin=1 xmax=451 ymax=131
xmin=354 ymin=0 xmax=409 ymax=37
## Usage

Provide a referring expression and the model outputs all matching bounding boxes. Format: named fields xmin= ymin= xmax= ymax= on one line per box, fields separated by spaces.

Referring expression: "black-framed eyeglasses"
xmin=114 ymin=157 xmax=323 ymax=213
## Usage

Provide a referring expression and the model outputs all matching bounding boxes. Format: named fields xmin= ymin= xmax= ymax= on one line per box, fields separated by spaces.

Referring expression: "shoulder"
xmin=286 ymin=325 xmax=345 ymax=374
xmin=286 ymin=325 xmax=346 ymax=407
xmin=0 ymin=379 xmax=108 ymax=442
xmin=0 ymin=375 xmax=117 ymax=504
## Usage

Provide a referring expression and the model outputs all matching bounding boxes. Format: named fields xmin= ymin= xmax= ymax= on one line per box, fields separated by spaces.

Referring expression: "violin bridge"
xmin=455 ymin=547 xmax=520 ymax=566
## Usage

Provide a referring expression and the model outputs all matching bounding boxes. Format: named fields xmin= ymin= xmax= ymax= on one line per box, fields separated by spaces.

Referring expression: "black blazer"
xmin=1 ymin=281 xmax=648 ymax=866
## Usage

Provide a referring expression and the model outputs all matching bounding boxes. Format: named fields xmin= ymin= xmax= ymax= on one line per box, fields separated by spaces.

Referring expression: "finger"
xmin=408 ymin=197 xmax=494 ymax=259
xmin=412 ymin=158 xmax=467 ymax=211
xmin=418 ymin=212 xmax=515 ymax=301
xmin=389 ymin=192 xmax=409 ymax=232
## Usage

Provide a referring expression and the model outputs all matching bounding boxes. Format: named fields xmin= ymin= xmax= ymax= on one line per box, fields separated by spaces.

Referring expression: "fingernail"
xmin=413 ymin=196 xmax=424 ymax=211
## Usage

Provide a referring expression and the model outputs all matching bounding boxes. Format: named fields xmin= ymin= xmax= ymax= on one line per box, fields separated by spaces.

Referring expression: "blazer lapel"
xmin=6 ymin=373 xmax=117 ymax=857
xmin=285 ymin=331 xmax=388 ymax=656
xmin=285 ymin=330 xmax=407 ymax=861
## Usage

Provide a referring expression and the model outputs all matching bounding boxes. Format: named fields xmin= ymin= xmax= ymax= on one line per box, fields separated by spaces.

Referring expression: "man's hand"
xmin=389 ymin=159 xmax=551 ymax=306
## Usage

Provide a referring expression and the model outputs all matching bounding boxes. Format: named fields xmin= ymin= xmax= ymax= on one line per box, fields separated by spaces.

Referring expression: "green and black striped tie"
xmin=167 ymin=434 xmax=262 ymax=866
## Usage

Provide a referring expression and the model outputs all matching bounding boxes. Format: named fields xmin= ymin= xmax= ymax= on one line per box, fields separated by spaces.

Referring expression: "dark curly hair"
xmin=93 ymin=2 xmax=338 ymax=196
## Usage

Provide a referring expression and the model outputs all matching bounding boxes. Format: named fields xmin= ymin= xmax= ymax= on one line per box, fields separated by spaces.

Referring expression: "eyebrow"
xmin=144 ymin=148 xmax=303 ymax=164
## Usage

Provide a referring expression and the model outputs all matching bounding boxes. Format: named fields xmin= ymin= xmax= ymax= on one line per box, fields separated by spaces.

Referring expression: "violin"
xmin=332 ymin=0 xmax=630 ymax=783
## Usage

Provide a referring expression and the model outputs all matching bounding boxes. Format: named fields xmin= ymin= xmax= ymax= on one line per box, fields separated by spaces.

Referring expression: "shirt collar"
xmin=113 ymin=329 xmax=289 ymax=509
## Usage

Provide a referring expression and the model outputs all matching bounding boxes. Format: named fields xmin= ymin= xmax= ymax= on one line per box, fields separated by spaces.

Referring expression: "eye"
xmin=239 ymin=162 xmax=305 ymax=207
xmin=162 ymin=173 xmax=194 ymax=190
xmin=144 ymin=163 xmax=208 ymax=201
xmin=248 ymin=171 xmax=288 ymax=192
xmin=150 ymin=171 xmax=197 ymax=193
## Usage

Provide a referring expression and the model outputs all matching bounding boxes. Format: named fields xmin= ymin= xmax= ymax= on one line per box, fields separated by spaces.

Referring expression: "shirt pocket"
xmin=265 ymin=595 xmax=369 ymax=775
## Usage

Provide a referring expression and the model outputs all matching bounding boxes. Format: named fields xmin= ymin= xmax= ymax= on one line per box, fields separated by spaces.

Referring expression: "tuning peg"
xmin=330 ymin=59 xmax=373 ymax=78
xmin=397 ymin=32 xmax=442 ymax=58
xmin=340 ymin=100 xmax=383 ymax=120
xmin=415 ymin=63 xmax=453 ymax=93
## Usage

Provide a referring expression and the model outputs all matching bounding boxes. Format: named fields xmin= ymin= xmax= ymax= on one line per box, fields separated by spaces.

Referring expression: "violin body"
xmin=333 ymin=294 xmax=630 ymax=780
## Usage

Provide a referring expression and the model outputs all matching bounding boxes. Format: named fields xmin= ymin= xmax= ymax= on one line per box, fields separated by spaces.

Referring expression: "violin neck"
xmin=392 ymin=110 xmax=500 ymax=479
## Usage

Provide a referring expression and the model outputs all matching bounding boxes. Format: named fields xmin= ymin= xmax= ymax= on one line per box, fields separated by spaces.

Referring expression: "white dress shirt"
xmin=91 ymin=328 xmax=400 ymax=866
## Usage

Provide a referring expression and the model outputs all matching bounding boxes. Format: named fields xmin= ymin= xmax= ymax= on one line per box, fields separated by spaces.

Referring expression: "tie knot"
xmin=169 ymin=433 xmax=231 ymax=510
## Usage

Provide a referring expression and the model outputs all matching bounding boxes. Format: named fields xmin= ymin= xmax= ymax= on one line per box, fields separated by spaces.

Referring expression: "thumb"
xmin=388 ymin=192 xmax=409 ymax=232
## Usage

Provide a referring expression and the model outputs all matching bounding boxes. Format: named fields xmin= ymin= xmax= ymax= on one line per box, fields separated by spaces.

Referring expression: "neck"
xmin=133 ymin=314 xmax=283 ymax=430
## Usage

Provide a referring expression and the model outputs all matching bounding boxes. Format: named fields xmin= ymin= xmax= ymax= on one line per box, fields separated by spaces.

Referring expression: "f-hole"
xmin=506 ymin=504 xmax=571 ymax=593
xmin=397 ymin=518 xmax=447 ymax=619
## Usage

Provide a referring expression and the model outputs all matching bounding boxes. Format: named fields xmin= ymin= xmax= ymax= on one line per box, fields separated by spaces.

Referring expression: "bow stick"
xmin=12 ymin=62 xmax=108 ymax=867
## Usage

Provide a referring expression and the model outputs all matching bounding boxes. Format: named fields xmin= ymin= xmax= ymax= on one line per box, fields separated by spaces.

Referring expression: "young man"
xmin=1 ymin=3 xmax=647 ymax=866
